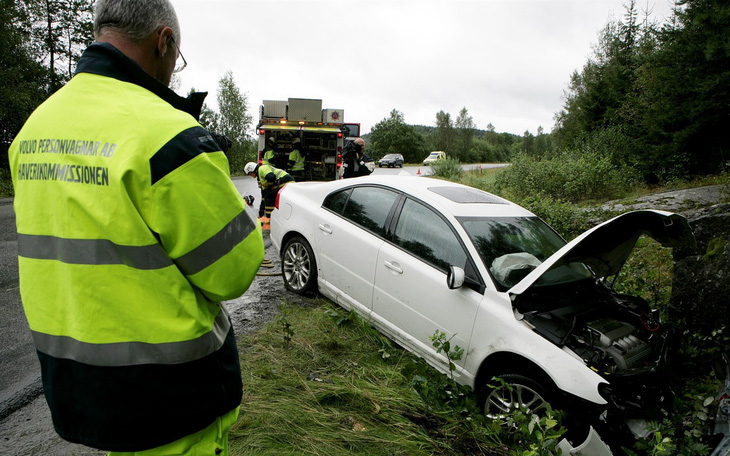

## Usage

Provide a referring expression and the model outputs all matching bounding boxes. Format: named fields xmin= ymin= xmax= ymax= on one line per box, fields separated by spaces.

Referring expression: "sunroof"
xmin=428 ymin=186 xmax=507 ymax=204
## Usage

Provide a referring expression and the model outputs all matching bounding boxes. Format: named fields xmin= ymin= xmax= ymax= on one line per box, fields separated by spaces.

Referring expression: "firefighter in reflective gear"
xmin=262 ymin=136 xmax=277 ymax=166
xmin=288 ymin=137 xmax=305 ymax=180
xmin=7 ymin=0 xmax=264 ymax=453
xmin=245 ymin=162 xmax=294 ymax=218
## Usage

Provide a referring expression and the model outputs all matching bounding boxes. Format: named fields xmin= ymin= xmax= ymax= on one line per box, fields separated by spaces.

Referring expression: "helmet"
xmin=292 ymin=137 xmax=301 ymax=145
xmin=267 ymin=137 xmax=276 ymax=144
xmin=244 ymin=162 xmax=257 ymax=174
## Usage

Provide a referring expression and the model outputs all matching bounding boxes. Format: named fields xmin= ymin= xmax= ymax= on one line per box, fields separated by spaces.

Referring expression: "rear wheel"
xmin=282 ymin=236 xmax=317 ymax=294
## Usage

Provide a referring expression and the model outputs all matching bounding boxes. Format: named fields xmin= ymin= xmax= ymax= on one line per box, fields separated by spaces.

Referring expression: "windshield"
xmin=383 ymin=154 xmax=399 ymax=159
xmin=428 ymin=152 xmax=440 ymax=158
xmin=459 ymin=216 xmax=592 ymax=291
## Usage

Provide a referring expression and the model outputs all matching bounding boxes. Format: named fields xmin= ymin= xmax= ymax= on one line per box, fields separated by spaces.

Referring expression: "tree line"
xmin=1 ymin=0 xmax=94 ymax=163
xmin=2 ymin=0 xmax=728 ymax=182
xmin=369 ymin=0 xmax=729 ymax=180
xmin=554 ymin=0 xmax=728 ymax=183
xmin=365 ymin=108 xmax=551 ymax=164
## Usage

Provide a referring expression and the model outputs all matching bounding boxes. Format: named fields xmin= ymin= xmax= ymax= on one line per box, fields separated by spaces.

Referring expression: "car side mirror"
xmin=447 ymin=266 xmax=465 ymax=289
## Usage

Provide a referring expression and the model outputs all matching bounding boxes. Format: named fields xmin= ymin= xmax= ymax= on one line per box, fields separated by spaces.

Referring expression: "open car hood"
xmin=508 ymin=210 xmax=695 ymax=297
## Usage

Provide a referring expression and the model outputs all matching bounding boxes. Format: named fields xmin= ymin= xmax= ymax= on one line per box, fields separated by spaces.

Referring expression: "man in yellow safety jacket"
xmin=244 ymin=161 xmax=294 ymax=218
xmin=287 ymin=137 xmax=305 ymax=180
xmin=7 ymin=0 xmax=264 ymax=454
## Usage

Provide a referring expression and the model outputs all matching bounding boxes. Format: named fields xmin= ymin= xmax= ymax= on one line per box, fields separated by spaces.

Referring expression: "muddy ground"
xmin=0 ymin=232 xmax=308 ymax=456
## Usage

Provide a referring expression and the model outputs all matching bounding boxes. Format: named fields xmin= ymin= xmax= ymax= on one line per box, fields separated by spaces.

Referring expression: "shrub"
xmin=429 ymin=158 xmax=463 ymax=180
xmin=493 ymin=150 xmax=639 ymax=203
xmin=515 ymin=195 xmax=600 ymax=240
xmin=227 ymin=139 xmax=257 ymax=176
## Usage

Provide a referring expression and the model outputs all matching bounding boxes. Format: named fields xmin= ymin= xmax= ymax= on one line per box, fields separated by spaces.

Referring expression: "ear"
xmin=156 ymin=26 xmax=174 ymax=57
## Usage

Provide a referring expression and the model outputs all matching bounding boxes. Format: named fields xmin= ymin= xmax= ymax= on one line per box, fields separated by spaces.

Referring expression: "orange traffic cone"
xmin=417 ymin=168 xmax=421 ymax=175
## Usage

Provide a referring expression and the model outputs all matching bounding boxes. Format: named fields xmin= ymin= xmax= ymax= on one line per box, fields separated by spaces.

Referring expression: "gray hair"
xmin=94 ymin=0 xmax=180 ymax=43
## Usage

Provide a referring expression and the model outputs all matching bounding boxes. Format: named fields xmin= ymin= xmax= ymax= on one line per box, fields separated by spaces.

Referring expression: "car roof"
xmin=309 ymin=175 xmax=534 ymax=218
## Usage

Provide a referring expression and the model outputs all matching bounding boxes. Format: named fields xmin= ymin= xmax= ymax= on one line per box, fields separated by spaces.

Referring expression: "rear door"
xmin=371 ymin=197 xmax=483 ymax=373
xmin=317 ymin=185 xmax=400 ymax=314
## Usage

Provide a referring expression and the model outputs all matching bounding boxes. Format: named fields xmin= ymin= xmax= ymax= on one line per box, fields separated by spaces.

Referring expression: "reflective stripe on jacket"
xmin=289 ymin=149 xmax=305 ymax=171
xmin=257 ymin=163 xmax=292 ymax=189
xmin=8 ymin=42 xmax=264 ymax=452
xmin=262 ymin=148 xmax=275 ymax=165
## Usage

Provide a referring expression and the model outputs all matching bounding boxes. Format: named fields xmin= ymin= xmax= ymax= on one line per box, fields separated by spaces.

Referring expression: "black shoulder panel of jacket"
xmin=150 ymin=126 xmax=221 ymax=185
xmin=75 ymin=42 xmax=207 ymax=120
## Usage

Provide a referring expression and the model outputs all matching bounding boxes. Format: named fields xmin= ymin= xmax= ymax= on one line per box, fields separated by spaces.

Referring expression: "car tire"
xmin=479 ymin=373 xmax=553 ymax=419
xmin=282 ymin=235 xmax=317 ymax=295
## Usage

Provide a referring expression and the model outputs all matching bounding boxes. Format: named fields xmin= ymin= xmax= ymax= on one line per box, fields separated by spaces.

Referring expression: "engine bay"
xmin=515 ymin=278 xmax=668 ymax=376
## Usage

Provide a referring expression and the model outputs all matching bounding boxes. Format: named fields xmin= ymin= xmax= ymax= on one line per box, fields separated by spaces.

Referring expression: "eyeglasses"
xmin=170 ymin=35 xmax=187 ymax=73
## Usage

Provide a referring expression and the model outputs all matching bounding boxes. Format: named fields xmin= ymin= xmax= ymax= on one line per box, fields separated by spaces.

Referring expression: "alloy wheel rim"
xmin=484 ymin=383 xmax=549 ymax=420
xmin=283 ymin=243 xmax=310 ymax=291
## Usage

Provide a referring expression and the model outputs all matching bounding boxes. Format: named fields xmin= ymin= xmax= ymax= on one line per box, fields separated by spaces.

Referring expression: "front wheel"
xmin=480 ymin=373 xmax=552 ymax=420
xmin=282 ymin=236 xmax=317 ymax=294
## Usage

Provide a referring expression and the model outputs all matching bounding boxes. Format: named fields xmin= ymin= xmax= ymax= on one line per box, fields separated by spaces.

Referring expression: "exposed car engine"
xmin=570 ymin=318 xmax=653 ymax=372
xmin=516 ymin=278 xmax=668 ymax=376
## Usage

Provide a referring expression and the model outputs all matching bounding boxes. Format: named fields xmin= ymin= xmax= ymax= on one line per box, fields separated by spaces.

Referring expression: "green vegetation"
xmin=233 ymin=302 xmax=578 ymax=455
xmin=368 ymin=110 xmax=429 ymax=164
xmin=493 ymin=150 xmax=640 ymax=204
xmin=0 ymin=168 xmax=13 ymax=198
xmin=428 ymin=158 xmax=464 ymax=181
xmin=231 ymin=301 xmax=509 ymax=455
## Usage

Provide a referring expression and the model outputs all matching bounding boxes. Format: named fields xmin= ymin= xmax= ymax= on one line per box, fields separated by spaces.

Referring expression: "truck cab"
xmin=258 ymin=98 xmax=351 ymax=181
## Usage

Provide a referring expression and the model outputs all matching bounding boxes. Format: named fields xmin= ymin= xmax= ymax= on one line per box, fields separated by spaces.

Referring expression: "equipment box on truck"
xmin=258 ymin=98 xmax=351 ymax=181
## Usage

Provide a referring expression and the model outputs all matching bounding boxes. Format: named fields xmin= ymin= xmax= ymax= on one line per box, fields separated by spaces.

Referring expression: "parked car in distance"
xmin=269 ymin=175 xmax=694 ymax=451
xmin=423 ymin=150 xmax=446 ymax=165
xmin=378 ymin=154 xmax=404 ymax=168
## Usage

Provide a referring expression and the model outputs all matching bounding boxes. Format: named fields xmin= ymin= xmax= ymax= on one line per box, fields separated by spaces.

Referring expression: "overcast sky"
xmin=169 ymin=0 xmax=676 ymax=136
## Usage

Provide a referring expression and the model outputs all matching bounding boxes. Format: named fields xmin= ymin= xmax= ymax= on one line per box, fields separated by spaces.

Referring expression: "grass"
xmin=230 ymin=301 xmax=510 ymax=456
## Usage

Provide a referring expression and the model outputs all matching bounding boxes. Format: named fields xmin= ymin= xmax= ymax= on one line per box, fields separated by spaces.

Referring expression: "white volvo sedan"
xmin=269 ymin=175 xmax=694 ymax=446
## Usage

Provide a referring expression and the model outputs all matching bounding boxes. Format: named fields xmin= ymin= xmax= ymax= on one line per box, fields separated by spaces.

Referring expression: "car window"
xmin=394 ymin=198 xmax=467 ymax=273
xmin=459 ymin=216 xmax=591 ymax=291
xmin=323 ymin=188 xmax=352 ymax=214
xmin=342 ymin=186 xmax=399 ymax=236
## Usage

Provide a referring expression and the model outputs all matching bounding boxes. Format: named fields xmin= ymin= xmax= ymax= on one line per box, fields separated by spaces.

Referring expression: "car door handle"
xmin=384 ymin=260 xmax=403 ymax=274
xmin=318 ymin=224 xmax=332 ymax=234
